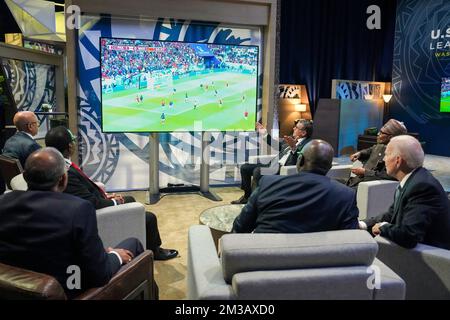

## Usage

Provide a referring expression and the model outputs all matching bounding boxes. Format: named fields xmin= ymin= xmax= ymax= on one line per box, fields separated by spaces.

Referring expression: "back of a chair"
xmin=0 ymin=155 xmax=23 ymax=190
xmin=376 ymin=236 xmax=450 ymax=300
xmin=0 ymin=262 xmax=67 ymax=300
xmin=220 ymin=230 xmax=384 ymax=299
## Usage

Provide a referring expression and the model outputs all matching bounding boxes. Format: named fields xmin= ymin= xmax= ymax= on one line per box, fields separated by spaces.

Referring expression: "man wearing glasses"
xmin=2 ymin=111 xmax=41 ymax=167
xmin=346 ymin=119 xmax=407 ymax=188
xmin=231 ymin=119 xmax=313 ymax=204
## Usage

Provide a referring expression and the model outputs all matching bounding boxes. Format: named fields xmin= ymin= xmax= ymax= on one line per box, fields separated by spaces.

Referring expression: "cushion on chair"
xmin=232 ymin=266 xmax=374 ymax=300
xmin=220 ymin=230 xmax=378 ymax=283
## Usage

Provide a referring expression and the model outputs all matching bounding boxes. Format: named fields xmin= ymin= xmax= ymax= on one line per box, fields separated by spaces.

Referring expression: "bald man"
xmin=0 ymin=148 xmax=144 ymax=298
xmin=2 ymin=111 xmax=41 ymax=167
xmin=232 ymin=139 xmax=359 ymax=233
xmin=360 ymin=135 xmax=450 ymax=249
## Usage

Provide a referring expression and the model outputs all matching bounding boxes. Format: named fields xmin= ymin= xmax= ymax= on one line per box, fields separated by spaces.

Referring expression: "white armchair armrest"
xmin=10 ymin=173 xmax=27 ymax=191
xmin=357 ymin=180 xmax=398 ymax=219
xmin=96 ymin=202 xmax=147 ymax=248
xmin=326 ymin=165 xmax=353 ymax=180
xmin=187 ymin=225 xmax=234 ymax=300
xmin=280 ymin=165 xmax=297 ymax=176
xmin=248 ymin=154 xmax=276 ymax=165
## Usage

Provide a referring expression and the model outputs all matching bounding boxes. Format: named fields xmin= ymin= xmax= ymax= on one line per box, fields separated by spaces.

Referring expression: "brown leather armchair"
xmin=0 ymin=250 xmax=157 ymax=300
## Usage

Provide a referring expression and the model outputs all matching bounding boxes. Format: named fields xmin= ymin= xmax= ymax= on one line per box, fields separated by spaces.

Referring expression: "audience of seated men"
xmin=232 ymin=139 xmax=359 ymax=233
xmin=45 ymin=126 xmax=178 ymax=261
xmin=2 ymin=111 xmax=41 ymax=167
xmin=346 ymin=119 xmax=407 ymax=188
xmin=231 ymin=119 xmax=313 ymax=204
xmin=360 ymin=135 xmax=450 ymax=250
xmin=0 ymin=147 xmax=144 ymax=298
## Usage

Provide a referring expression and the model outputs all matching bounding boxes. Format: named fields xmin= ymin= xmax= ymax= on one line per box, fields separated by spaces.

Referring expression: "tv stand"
xmin=147 ymin=132 xmax=222 ymax=204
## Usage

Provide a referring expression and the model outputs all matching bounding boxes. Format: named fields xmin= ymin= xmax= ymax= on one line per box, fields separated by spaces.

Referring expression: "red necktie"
xmin=71 ymin=163 xmax=108 ymax=199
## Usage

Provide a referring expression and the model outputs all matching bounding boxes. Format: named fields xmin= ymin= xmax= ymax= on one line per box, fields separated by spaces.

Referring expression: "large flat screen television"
xmin=440 ymin=77 xmax=450 ymax=112
xmin=100 ymin=37 xmax=259 ymax=132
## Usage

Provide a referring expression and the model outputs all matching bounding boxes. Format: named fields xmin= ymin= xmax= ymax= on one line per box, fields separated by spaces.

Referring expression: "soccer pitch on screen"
xmin=100 ymin=38 xmax=259 ymax=132
xmin=440 ymin=77 xmax=450 ymax=113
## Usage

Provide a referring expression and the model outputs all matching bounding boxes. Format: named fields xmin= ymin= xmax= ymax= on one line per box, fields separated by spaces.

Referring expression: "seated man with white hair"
xmin=360 ymin=135 xmax=450 ymax=250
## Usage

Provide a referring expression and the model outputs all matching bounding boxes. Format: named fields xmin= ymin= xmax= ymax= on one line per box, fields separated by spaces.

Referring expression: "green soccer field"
xmin=440 ymin=96 xmax=450 ymax=112
xmin=102 ymin=70 xmax=257 ymax=132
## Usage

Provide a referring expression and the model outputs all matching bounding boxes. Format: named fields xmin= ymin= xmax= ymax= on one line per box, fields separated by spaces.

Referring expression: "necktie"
xmin=392 ymin=185 xmax=403 ymax=221
xmin=71 ymin=163 xmax=108 ymax=199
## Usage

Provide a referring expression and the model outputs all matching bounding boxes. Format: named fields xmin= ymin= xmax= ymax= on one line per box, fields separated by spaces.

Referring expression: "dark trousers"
xmin=123 ymin=196 xmax=162 ymax=252
xmin=239 ymin=163 xmax=280 ymax=198
xmin=114 ymin=237 xmax=145 ymax=258
xmin=113 ymin=237 xmax=159 ymax=300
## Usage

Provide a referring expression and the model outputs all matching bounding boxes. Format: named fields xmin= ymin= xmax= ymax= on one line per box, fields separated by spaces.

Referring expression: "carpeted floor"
xmin=128 ymin=186 xmax=243 ymax=300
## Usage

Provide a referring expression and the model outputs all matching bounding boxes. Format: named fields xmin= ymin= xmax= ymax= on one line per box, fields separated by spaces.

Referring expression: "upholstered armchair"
xmin=187 ymin=225 xmax=405 ymax=300
xmin=0 ymin=250 xmax=157 ymax=300
xmin=375 ymin=236 xmax=450 ymax=300
xmin=0 ymin=155 xmax=23 ymax=191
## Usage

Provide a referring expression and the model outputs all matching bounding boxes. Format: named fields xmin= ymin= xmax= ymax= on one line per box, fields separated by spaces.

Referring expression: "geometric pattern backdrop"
xmin=390 ymin=0 xmax=450 ymax=156
xmin=77 ymin=15 xmax=267 ymax=190
xmin=1 ymin=57 xmax=56 ymax=139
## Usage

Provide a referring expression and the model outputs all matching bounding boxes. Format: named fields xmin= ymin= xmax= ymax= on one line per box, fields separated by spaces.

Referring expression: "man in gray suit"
xmin=2 ymin=111 xmax=41 ymax=167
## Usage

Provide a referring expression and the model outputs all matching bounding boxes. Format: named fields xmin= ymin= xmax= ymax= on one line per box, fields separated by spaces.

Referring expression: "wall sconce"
xmin=382 ymin=94 xmax=393 ymax=103
xmin=295 ymin=104 xmax=307 ymax=112
xmin=364 ymin=94 xmax=374 ymax=100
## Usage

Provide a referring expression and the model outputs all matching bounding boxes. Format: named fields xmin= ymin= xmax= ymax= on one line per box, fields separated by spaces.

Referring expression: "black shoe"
xmin=231 ymin=196 xmax=248 ymax=204
xmin=154 ymin=247 xmax=178 ymax=261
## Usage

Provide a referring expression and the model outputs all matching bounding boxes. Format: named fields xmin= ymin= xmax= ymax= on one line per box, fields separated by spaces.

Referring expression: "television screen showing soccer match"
xmin=100 ymin=37 xmax=259 ymax=132
xmin=440 ymin=77 xmax=450 ymax=112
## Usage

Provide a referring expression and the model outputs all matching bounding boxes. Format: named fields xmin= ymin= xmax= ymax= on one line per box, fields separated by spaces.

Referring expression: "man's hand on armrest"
xmin=107 ymin=247 xmax=134 ymax=265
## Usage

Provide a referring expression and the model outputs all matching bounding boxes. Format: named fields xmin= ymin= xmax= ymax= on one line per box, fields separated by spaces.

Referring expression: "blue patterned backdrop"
xmin=390 ymin=0 xmax=450 ymax=156
xmin=1 ymin=58 xmax=56 ymax=138
xmin=76 ymin=15 xmax=264 ymax=190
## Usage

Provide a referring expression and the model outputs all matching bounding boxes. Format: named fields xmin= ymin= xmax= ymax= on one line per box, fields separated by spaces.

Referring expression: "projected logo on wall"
xmin=392 ymin=0 xmax=450 ymax=124
xmin=430 ymin=27 xmax=450 ymax=58
xmin=77 ymin=16 xmax=262 ymax=189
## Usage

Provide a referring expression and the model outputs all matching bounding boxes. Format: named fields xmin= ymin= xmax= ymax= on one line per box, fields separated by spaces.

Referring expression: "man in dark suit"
xmin=2 ymin=111 xmax=41 ymax=167
xmin=45 ymin=126 xmax=178 ymax=261
xmin=231 ymin=119 xmax=313 ymax=204
xmin=361 ymin=135 xmax=450 ymax=250
xmin=232 ymin=139 xmax=359 ymax=233
xmin=0 ymin=147 xmax=143 ymax=298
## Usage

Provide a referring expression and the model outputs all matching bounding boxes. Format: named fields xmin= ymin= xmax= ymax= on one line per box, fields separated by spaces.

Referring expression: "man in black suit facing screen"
xmin=232 ymin=139 xmax=359 ymax=233
xmin=0 ymin=148 xmax=144 ymax=298
xmin=360 ymin=135 xmax=450 ymax=250
xmin=45 ymin=126 xmax=178 ymax=261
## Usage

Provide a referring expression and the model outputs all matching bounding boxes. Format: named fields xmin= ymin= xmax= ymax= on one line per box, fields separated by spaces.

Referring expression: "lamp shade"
xmin=383 ymin=94 xmax=393 ymax=103
xmin=364 ymin=94 xmax=373 ymax=100
xmin=295 ymin=104 xmax=307 ymax=112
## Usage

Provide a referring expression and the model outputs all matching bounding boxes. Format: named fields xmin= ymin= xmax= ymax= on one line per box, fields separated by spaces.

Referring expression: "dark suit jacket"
xmin=0 ymin=191 xmax=121 ymax=297
xmin=283 ymin=137 xmax=312 ymax=166
xmin=363 ymin=167 xmax=450 ymax=249
xmin=1 ymin=131 xmax=41 ymax=167
xmin=232 ymin=171 xmax=359 ymax=233
xmin=64 ymin=165 xmax=115 ymax=209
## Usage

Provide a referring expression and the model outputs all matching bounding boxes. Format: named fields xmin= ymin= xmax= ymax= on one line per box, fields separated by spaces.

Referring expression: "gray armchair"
xmin=357 ymin=180 xmax=398 ymax=219
xmin=376 ymin=236 xmax=450 ymax=300
xmin=187 ymin=225 xmax=405 ymax=300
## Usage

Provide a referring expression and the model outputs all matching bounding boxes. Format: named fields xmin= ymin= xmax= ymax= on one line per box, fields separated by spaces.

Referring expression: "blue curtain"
xmin=280 ymin=0 xmax=397 ymax=114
